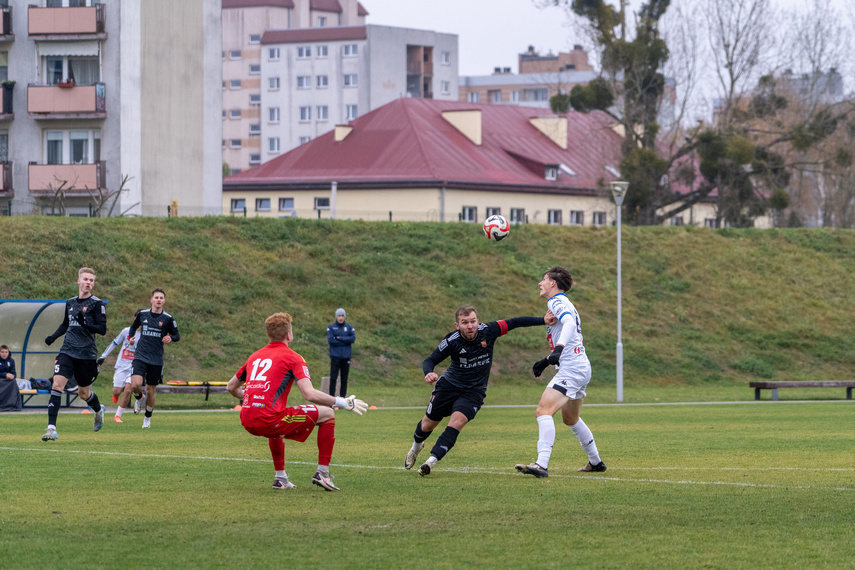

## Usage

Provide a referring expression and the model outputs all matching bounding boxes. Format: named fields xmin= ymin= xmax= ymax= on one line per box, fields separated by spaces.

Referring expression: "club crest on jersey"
xmin=481 ymin=340 xmax=487 ymax=347
xmin=158 ymin=322 xmax=163 ymax=326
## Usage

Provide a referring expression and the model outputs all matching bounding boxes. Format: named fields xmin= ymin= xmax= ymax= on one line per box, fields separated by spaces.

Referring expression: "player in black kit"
xmin=404 ymin=305 xmax=545 ymax=476
xmin=42 ymin=267 xmax=108 ymax=441
xmin=128 ymin=288 xmax=179 ymax=428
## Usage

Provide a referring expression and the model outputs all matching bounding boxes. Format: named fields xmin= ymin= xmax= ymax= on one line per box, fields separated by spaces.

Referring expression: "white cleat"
xmin=134 ymin=395 xmax=146 ymax=415
xmin=41 ymin=427 xmax=58 ymax=442
xmin=404 ymin=441 xmax=425 ymax=470
xmin=142 ymin=416 xmax=151 ymax=429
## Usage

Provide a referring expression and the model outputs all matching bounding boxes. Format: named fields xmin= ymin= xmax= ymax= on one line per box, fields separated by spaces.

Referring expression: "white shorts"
xmin=112 ymin=367 xmax=133 ymax=389
xmin=546 ymin=356 xmax=592 ymax=400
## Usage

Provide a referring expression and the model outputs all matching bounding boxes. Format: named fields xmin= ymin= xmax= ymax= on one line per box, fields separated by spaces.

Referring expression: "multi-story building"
xmin=459 ymin=46 xmax=595 ymax=107
xmin=1 ymin=0 xmax=222 ymax=217
xmin=222 ymin=0 xmax=458 ymax=172
xmin=260 ymin=23 xmax=458 ymax=157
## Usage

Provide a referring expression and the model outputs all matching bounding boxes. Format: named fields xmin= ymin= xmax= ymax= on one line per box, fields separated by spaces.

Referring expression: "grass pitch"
xmin=2 ymin=402 xmax=853 ymax=569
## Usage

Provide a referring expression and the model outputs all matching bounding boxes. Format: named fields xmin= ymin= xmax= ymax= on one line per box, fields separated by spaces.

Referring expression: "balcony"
xmin=1 ymin=6 xmax=13 ymax=41
xmin=28 ymin=4 xmax=106 ymax=39
xmin=29 ymin=161 xmax=105 ymax=195
xmin=0 ymin=161 xmax=12 ymax=197
xmin=28 ymin=83 xmax=106 ymax=118
xmin=0 ymin=81 xmax=13 ymax=119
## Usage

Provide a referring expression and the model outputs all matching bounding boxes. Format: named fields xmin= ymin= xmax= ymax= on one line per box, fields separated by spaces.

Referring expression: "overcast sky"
xmin=363 ymin=0 xmax=853 ymax=78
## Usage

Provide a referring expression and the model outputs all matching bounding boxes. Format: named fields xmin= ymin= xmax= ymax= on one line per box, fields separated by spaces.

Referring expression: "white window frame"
xmin=230 ymin=109 xmax=242 ymax=119
xmin=486 ymin=207 xmax=501 ymax=217
xmin=248 ymin=64 xmax=261 ymax=75
xmin=297 ymin=75 xmax=312 ymax=89
xmin=441 ymin=80 xmax=450 ymax=94
xmin=299 ymin=136 xmax=311 ymax=145
xmin=343 ymin=74 xmax=358 ymax=87
xmin=704 ymin=218 xmax=717 ymax=228
xmin=249 ymin=34 xmax=261 ymax=45
xmin=316 ymin=75 xmax=329 ymax=88
xmin=268 ymin=137 xmax=280 ymax=153
xmin=268 ymin=48 xmax=280 ymax=61
xmin=317 ymin=16 xmax=327 ymax=27
xmin=547 ymin=209 xmax=562 ymax=225
xmin=593 ymin=211 xmax=607 ymax=226
xmin=545 ymin=166 xmax=558 ymax=181
xmin=230 ymin=79 xmax=241 ymax=90
xmin=299 ymin=106 xmax=312 ymax=122
xmin=268 ymin=77 xmax=280 ymax=90
xmin=316 ymin=45 xmax=329 ymax=58
xmin=346 ymin=104 xmax=358 ymax=120
xmin=249 ymin=123 xmax=261 ymax=135
xmin=511 ymin=90 xmax=520 ymax=102
xmin=249 ymin=93 xmax=261 ymax=105
xmin=279 ymin=197 xmax=295 ymax=212
xmin=343 ymin=44 xmax=358 ymax=57
xmin=229 ymin=138 xmax=242 ymax=149
xmin=249 ymin=153 xmax=261 ymax=165
xmin=468 ymin=92 xmax=479 ymax=103
xmin=231 ymin=198 xmax=246 ymax=212
xmin=229 ymin=50 xmax=242 ymax=60
xmin=461 ymin=206 xmax=477 ymax=223
xmin=510 ymin=208 xmax=525 ymax=225
xmin=441 ymin=51 xmax=450 ymax=65
xmin=570 ymin=210 xmax=584 ymax=226
xmin=256 ymin=198 xmax=271 ymax=212
xmin=489 ymin=90 xmax=501 ymax=103
xmin=671 ymin=216 xmax=684 ymax=226
xmin=297 ymin=46 xmax=311 ymax=59
xmin=268 ymin=107 xmax=280 ymax=123
xmin=316 ymin=105 xmax=329 ymax=121
xmin=314 ymin=197 xmax=331 ymax=210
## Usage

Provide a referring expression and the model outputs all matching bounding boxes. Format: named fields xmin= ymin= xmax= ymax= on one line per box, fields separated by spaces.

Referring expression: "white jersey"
xmin=546 ymin=293 xmax=587 ymax=364
xmin=100 ymin=327 xmax=140 ymax=373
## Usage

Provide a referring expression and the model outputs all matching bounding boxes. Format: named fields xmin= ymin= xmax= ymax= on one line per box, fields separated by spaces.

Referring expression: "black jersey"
xmin=48 ymin=296 xmax=107 ymax=360
xmin=422 ymin=316 xmax=544 ymax=390
xmin=128 ymin=309 xmax=180 ymax=366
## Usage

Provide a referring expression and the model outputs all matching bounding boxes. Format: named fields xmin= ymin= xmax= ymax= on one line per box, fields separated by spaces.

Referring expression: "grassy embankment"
xmin=1 ymin=217 xmax=852 ymax=405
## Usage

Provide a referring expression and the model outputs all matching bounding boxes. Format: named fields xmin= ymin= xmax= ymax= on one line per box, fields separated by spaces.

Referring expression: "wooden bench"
xmin=749 ymin=381 xmax=855 ymax=401
xmin=158 ymin=382 xmax=230 ymax=401
xmin=19 ymin=389 xmax=80 ymax=408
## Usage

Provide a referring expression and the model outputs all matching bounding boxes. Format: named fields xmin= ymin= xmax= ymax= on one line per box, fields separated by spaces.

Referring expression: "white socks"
xmin=536 ymin=415 xmax=556 ymax=469
xmin=425 ymin=455 xmax=438 ymax=467
xmin=569 ymin=418 xmax=601 ymax=465
xmin=116 ymin=407 xmax=124 ymax=418
xmin=275 ymin=470 xmax=287 ymax=479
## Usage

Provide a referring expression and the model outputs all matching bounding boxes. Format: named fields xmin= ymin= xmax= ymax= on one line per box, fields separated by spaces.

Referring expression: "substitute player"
xmin=226 ymin=312 xmax=368 ymax=491
xmin=97 ymin=310 xmax=142 ymax=423
xmin=128 ymin=289 xmax=179 ymax=429
xmin=404 ymin=305 xmax=545 ymax=476
xmin=41 ymin=267 xmax=108 ymax=441
xmin=515 ymin=266 xmax=606 ymax=478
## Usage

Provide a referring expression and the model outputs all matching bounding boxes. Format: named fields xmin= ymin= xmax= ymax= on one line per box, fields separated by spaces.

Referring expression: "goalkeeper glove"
xmin=44 ymin=336 xmax=55 ymax=346
xmin=335 ymin=395 xmax=368 ymax=415
xmin=532 ymin=358 xmax=550 ymax=378
xmin=546 ymin=345 xmax=564 ymax=365
xmin=96 ymin=357 xmax=105 ymax=366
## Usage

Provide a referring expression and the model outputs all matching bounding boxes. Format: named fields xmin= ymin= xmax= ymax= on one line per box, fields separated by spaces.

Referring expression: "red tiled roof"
xmin=357 ymin=2 xmax=369 ymax=16
xmin=225 ymin=99 xmax=626 ymax=194
xmin=222 ymin=0 xmax=295 ymax=9
xmin=261 ymin=26 xmax=367 ymax=45
xmin=310 ymin=0 xmax=342 ymax=13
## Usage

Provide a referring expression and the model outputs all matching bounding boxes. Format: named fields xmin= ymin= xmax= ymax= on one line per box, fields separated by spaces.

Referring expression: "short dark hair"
xmin=455 ymin=305 xmax=477 ymax=322
xmin=151 ymin=288 xmax=166 ymax=298
xmin=0 ymin=345 xmax=8 ymax=351
xmin=545 ymin=266 xmax=573 ymax=292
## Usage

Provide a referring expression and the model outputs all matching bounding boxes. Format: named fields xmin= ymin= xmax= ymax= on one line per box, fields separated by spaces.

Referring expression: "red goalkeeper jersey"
xmin=235 ymin=342 xmax=311 ymax=427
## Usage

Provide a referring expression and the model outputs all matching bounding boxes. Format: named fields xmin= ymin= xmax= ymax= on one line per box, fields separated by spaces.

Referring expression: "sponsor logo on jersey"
xmin=251 ymin=403 xmax=265 ymax=408
xmin=302 ymin=365 xmax=310 ymax=378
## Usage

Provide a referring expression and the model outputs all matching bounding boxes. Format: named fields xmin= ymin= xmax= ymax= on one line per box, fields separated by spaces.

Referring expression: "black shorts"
xmin=54 ymin=353 xmax=99 ymax=387
xmin=424 ymin=376 xmax=487 ymax=423
xmin=132 ymin=360 xmax=163 ymax=386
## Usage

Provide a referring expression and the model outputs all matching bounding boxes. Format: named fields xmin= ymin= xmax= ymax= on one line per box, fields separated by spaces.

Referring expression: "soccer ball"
xmin=483 ymin=215 xmax=510 ymax=241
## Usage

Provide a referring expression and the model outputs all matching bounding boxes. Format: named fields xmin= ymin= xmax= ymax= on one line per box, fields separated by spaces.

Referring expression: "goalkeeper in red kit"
xmin=227 ymin=312 xmax=368 ymax=491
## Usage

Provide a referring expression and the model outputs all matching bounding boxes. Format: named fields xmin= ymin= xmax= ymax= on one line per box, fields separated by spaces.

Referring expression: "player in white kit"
xmin=515 ymin=266 xmax=606 ymax=478
xmin=97 ymin=311 xmax=143 ymax=423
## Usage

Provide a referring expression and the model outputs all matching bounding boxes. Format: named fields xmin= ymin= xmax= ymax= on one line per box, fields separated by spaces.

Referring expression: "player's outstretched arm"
xmin=226 ymin=374 xmax=244 ymax=400
xmin=296 ymin=378 xmax=368 ymax=415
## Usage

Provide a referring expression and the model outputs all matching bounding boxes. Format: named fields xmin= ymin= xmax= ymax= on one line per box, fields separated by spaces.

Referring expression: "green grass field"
xmin=2 ymin=399 xmax=853 ymax=569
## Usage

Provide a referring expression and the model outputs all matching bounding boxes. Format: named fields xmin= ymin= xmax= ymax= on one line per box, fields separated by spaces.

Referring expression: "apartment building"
xmin=1 ymin=0 xmax=222 ymax=217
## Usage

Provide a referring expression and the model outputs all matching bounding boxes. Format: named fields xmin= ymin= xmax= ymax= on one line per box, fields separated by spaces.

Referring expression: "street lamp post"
xmin=610 ymin=180 xmax=629 ymax=403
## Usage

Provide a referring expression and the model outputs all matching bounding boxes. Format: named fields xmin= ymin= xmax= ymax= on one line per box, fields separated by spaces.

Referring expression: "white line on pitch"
xmin=2 ymin=447 xmax=853 ymax=491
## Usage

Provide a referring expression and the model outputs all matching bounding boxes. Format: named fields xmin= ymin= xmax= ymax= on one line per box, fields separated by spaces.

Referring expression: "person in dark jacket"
xmin=326 ymin=308 xmax=355 ymax=398
xmin=0 ymin=345 xmax=25 ymax=389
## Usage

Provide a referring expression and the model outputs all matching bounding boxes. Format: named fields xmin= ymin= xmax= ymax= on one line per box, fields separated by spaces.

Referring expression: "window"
xmin=317 ymin=16 xmax=327 ymax=27
xmin=545 ymin=166 xmax=558 ymax=181
xmin=231 ymin=168 xmax=242 ymax=175
xmin=548 ymin=210 xmax=562 ymax=225
xmin=44 ymin=129 xmax=100 ymax=165
xmin=511 ymin=91 xmax=520 ymax=102
xmin=523 ymin=88 xmax=548 ymax=101
xmin=268 ymin=48 xmax=280 ymax=61
xmin=231 ymin=199 xmax=246 ymax=212
xmin=230 ymin=79 xmax=241 ymax=90
xmin=299 ymin=136 xmax=311 ymax=145
xmin=69 ymin=130 xmax=88 ymax=164
xmin=249 ymin=154 xmax=261 ymax=165
xmin=671 ymin=216 xmax=684 ymax=226
xmin=249 ymin=123 xmax=261 ymax=135
xmin=316 ymin=45 xmax=328 ymax=58
xmin=704 ymin=218 xmax=717 ymax=228
xmin=297 ymin=75 xmax=311 ymax=89
xmin=44 ymin=55 xmax=99 ymax=85
xmin=268 ymin=107 xmax=280 ymax=123
xmin=317 ymin=106 xmax=329 ymax=121
xmin=230 ymin=109 xmax=241 ymax=119
xmin=268 ymin=77 xmax=280 ymax=90
xmin=460 ymin=206 xmax=477 ymax=223
xmin=0 ymin=52 xmax=8 ymax=83
xmin=468 ymin=92 xmax=479 ymax=103
xmin=299 ymin=106 xmax=311 ymax=121
xmin=570 ymin=210 xmax=584 ymax=225
xmin=230 ymin=139 xmax=242 ymax=149
xmin=249 ymin=93 xmax=261 ymax=105
xmin=343 ymin=74 xmax=358 ymax=86
xmin=489 ymin=90 xmax=501 ymax=103
xmin=343 ymin=44 xmax=358 ymax=56
xmin=441 ymin=51 xmax=450 ymax=65
xmin=315 ymin=197 xmax=331 ymax=210
xmin=222 ymin=139 xmax=226 ymax=150
xmin=222 ymin=51 xmax=225 ymax=61
xmin=486 ymin=207 xmax=501 ymax=217
xmin=256 ymin=198 xmax=271 ymax=212
xmin=249 ymin=34 xmax=261 ymax=44
xmin=229 ymin=50 xmax=242 ymax=60
xmin=346 ymin=105 xmax=358 ymax=120
xmin=510 ymin=208 xmax=525 ymax=224
xmin=297 ymin=46 xmax=311 ymax=59
xmin=222 ymin=109 xmax=226 ymax=119
xmin=268 ymin=137 xmax=280 ymax=153
xmin=279 ymin=197 xmax=295 ymax=212
xmin=316 ymin=75 xmax=329 ymax=88
xmin=441 ymin=81 xmax=450 ymax=94
xmin=249 ymin=64 xmax=261 ymax=75
xmin=222 ymin=80 xmax=226 ymax=91
xmin=593 ymin=211 xmax=606 ymax=226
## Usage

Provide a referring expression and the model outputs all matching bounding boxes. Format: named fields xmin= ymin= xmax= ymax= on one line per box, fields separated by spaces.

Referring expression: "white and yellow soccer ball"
xmin=483 ymin=214 xmax=510 ymax=241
